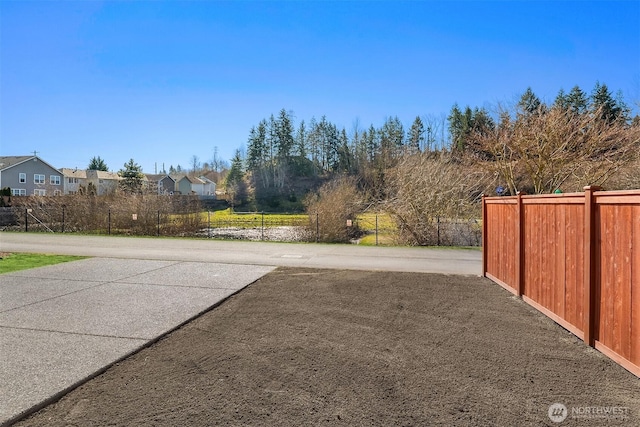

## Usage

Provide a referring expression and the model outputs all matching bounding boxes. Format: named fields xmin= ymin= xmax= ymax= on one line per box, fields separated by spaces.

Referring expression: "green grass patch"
xmin=0 ymin=253 xmax=88 ymax=274
xmin=199 ymin=208 xmax=309 ymax=228
xmin=357 ymin=233 xmax=398 ymax=246
xmin=211 ymin=208 xmax=308 ymax=221
xmin=356 ymin=212 xmax=397 ymax=232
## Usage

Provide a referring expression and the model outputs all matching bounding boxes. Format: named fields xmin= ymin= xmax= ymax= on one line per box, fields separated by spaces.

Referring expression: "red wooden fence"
xmin=483 ymin=187 xmax=640 ymax=377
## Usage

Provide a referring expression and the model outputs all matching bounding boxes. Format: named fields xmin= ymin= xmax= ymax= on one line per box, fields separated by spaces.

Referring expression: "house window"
xmin=33 ymin=189 xmax=46 ymax=196
xmin=12 ymin=189 xmax=27 ymax=196
xmin=68 ymin=177 xmax=79 ymax=184
xmin=53 ymin=190 xmax=62 ymax=196
xmin=50 ymin=175 xmax=61 ymax=185
xmin=34 ymin=174 xmax=45 ymax=184
xmin=19 ymin=173 xmax=26 ymax=183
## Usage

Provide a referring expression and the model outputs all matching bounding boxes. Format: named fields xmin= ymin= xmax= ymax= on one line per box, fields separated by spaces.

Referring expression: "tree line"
xmin=226 ymin=81 xmax=638 ymax=207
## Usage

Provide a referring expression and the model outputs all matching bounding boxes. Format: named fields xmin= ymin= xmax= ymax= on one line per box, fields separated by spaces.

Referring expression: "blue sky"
xmin=2 ymin=0 xmax=639 ymax=173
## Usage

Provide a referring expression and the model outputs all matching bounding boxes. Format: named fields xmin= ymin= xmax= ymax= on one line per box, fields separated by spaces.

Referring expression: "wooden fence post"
xmin=583 ymin=185 xmax=601 ymax=346
xmin=516 ymin=192 xmax=525 ymax=297
xmin=481 ymin=194 xmax=487 ymax=277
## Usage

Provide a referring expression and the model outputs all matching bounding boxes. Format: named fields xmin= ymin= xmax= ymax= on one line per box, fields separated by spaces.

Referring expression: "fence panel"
xmin=594 ymin=192 xmax=640 ymax=372
xmin=521 ymin=195 xmax=585 ymax=337
xmin=484 ymin=197 xmax=518 ymax=293
xmin=483 ymin=188 xmax=640 ymax=377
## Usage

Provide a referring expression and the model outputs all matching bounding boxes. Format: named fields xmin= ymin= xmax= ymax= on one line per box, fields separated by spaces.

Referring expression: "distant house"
xmin=88 ymin=170 xmax=123 ymax=195
xmin=0 ymin=155 xmax=63 ymax=196
xmin=198 ymin=176 xmax=217 ymax=196
xmin=60 ymin=168 xmax=86 ymax=194
xmin=145 ymin=174 xmax=176 ymax=195
xmin=175 ymin=175 xmax=216 ymax=197
xmin=59 ymin=168 xmax=122 ymax=195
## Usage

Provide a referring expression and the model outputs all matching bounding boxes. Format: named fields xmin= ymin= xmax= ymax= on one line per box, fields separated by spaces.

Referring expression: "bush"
xmin=385 ymin=152 xmax=487 ymax=246
xmin=11 ymin=194 xmax=204 ymax=235
xmin=304 ymin=176 xmax=364 ymax=243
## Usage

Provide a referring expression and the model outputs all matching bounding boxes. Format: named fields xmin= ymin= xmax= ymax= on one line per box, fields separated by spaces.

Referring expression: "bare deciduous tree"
xmin=384 ymin=152 xmax=488 ymax=246
xmin=471 ymin=106 xmax=640 ymax=194
xmin=304 ymin=176 xmax=364 ymax=243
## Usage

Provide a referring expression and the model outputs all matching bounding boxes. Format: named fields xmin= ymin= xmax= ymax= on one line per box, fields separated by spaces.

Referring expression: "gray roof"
xmin=0 ymin=156 xmax=34 ymax=170
xmin=174 ymin=174 xmax=206 ymax=184
xmin=0 ymin=155 xmax=60 ymax=172
xmin=145 ymin=174 xmax=175 ymax=182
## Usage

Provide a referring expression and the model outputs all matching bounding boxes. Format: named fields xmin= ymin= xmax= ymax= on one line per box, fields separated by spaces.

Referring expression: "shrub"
xmin=304 ymin=176 xmax=364 ymax=243
xmin=385 ymin=152 xmax=487 ymax=246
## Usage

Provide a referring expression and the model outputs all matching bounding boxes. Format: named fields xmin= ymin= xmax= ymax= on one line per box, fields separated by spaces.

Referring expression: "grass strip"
xmin=0 ymin=253 xmax=88 ymax=274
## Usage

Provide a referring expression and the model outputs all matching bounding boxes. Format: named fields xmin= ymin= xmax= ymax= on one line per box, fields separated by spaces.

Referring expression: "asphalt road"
xmin=0 ymin=232 xmax=482 ymax=275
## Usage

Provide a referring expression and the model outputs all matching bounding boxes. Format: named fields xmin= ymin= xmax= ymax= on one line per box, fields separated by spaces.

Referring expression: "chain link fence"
xmin=2 ymin=196 xmax=480 ymax=246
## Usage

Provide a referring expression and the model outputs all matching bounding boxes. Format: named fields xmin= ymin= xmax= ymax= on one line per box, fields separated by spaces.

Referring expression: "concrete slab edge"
xmin=1 ymin=272 xmax=271 ymax=427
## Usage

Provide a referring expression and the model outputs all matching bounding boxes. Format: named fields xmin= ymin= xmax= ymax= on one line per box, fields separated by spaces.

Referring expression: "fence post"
xmin=315 ymin=212 xmax=319 ymax=243
xmin=481 ymin=195 xmax=487 ymax=277
xmin=261 ymin=211 xmax=264 ymax=241
xmin=583 ymin=185 xmax=601 ymax=347
xmin=25 ymin=208 xmax=28 ymax=232
xmin=157 ymin=210 xmax=160 ymax=236
xmin=108 ymin=209 xmax=111 ymax=235
xmin=437 ymin=216 xmax=440 ymax=246
xmin=375 ymin=214 xmax=379 ymax=246
xmin=515 ymin=192 xmax=525 ymax=297
xmin=61 ymin=205 xmax=65 ymax=233
xmin=208 ymin=211 xmax=211 ymax=238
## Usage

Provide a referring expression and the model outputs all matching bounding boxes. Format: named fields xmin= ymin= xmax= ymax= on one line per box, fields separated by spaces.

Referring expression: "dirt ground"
xmin=14 ymin=268 xmax=640 ymax=426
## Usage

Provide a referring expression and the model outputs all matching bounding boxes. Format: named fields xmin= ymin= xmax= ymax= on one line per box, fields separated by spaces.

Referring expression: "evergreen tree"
xmin=336 ymin=128 xmax=353 ymax=172
xmin=351 ymin=122 xmax=367 ymax=173
xmin=308 ymin=115 xmax=338 ymax=172
xmin=468 ymin=107 xmax=495 ymax=157
xmin=407 ymin=116 xmax=425 ymax=153
xmin=307 ymin=116 xmax=320 ymax=170
xmin=365 ymin=124 xmax=379 ymax=161
xmin=472 ymin=107 xmax=495 ymax=134
xmin=325 ymin=120 xmax=340 ymax=172
xmin=275 ymin=108 xmax=295 ymax=161
xmin=517 ymin=87 xmax=543 ymax=116
xmin=225 ymin=150 xmax=245 ymax=187
xmin=448 ymin=104 xmax=465 ymax=151
xmin=379 ymin=116 xmax=404 ymax=156
xmin=118 ymin=159 xmax=144 ymax=194
xmin=295 ymin=120 xmax=307 ymax=158
xmin=224 ymin=149 xmax=247 ymax=207
xmin=88 ymin=156 xmax=108 ymax=171
xmin=615 ymin=90 xmax=632 ymax=123
xmin=448 ymin=104 xmax=494 ymax=153
xmin=246 ymin=126 xmax=263 ymax=172
xmin=246 ymin=120 xmax=270 ymax=188
xmin=567 ymin=85 xmax=588 ymax=115
xmin=267 ymin=114 xmax=277 ymax=165
xmin=591 ymin=82 xmax=621 ymax=122
xmin=554 ymin=88 xmax=569 ymax=111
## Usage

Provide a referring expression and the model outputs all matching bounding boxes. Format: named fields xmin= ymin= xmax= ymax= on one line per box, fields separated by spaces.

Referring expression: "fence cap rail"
xmin=484 ymin=197 xmax=517 ymax=204
xmin=594 ymin=188 xmax=640 ymax=197
xmin=522 ymin=191 xmax=584 ymax=199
